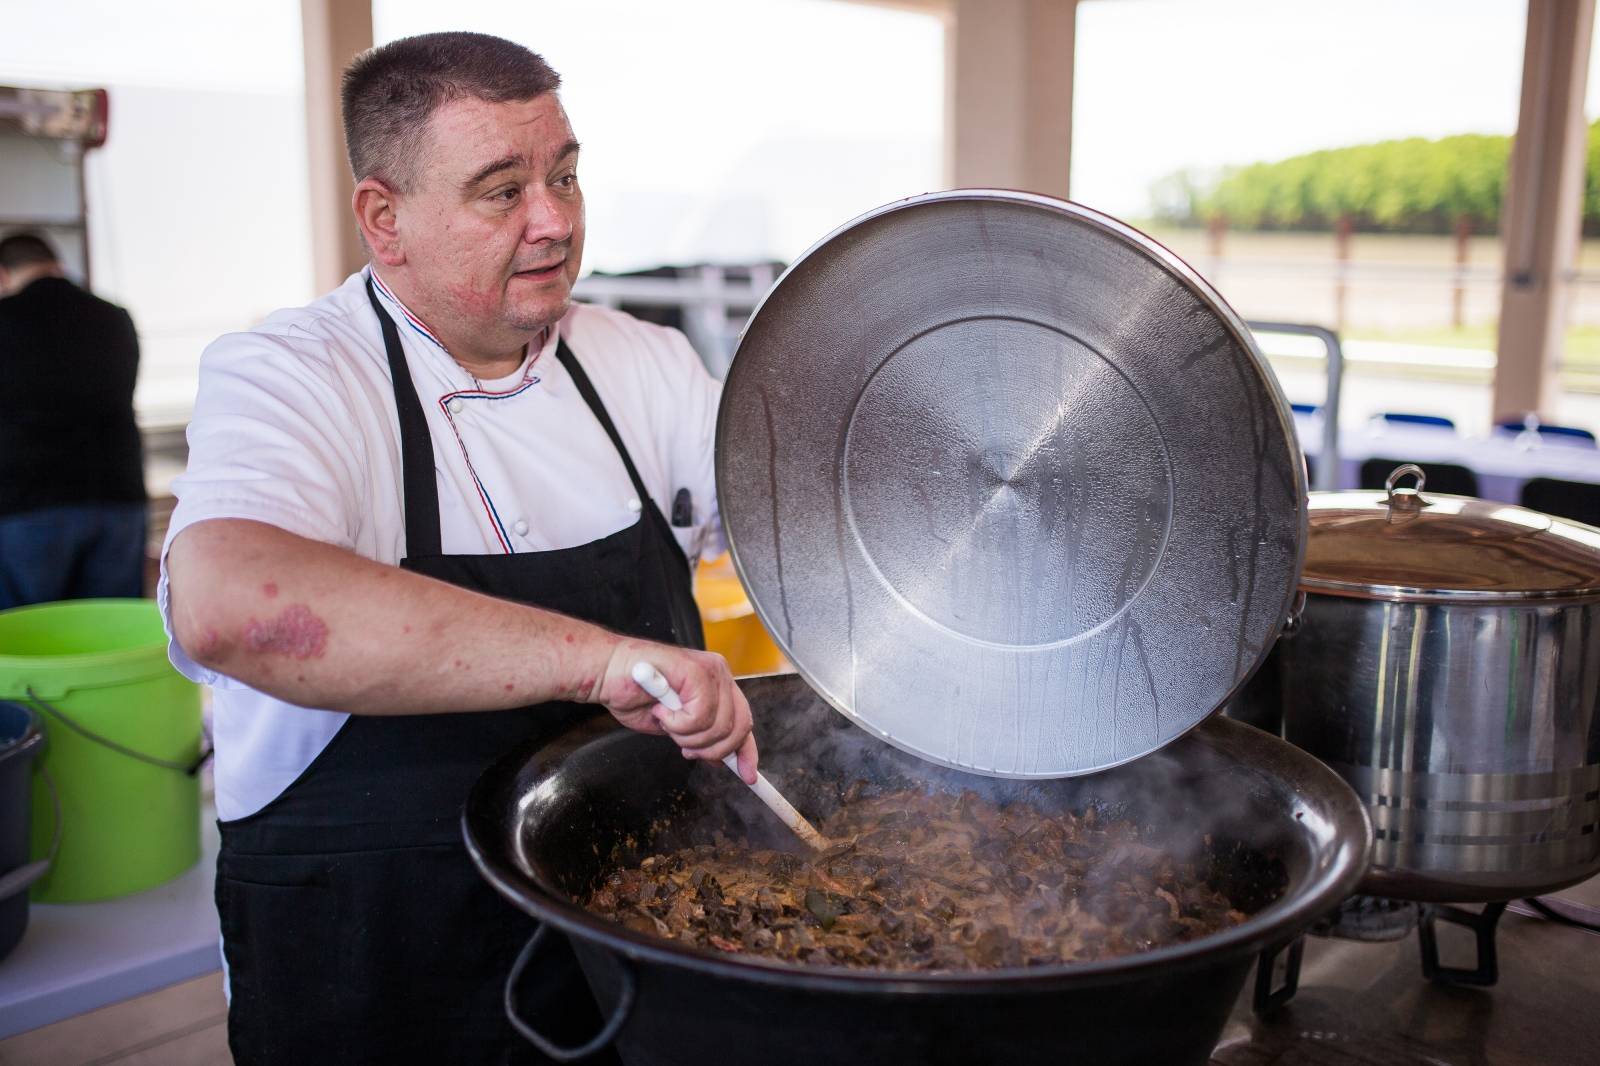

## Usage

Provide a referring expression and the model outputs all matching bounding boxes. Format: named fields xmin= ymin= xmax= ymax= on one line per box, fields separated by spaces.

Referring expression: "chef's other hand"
xmin=594 ymin=642 xmax=758 ymax=783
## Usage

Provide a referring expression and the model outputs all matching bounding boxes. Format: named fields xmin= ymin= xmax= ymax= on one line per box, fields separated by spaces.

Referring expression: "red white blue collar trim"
xmin=367 ymin=268 xmax=551 ymax=379
xmin=368 ymin=269 xmax=450 ymax=354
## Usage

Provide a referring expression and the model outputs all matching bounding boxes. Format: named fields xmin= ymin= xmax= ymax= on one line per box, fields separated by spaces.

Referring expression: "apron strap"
xmin=555 ymin=340 xmax=692 ymax=573
xmin=365 ymin=276 xmax=689 ymax=573
xmin=365 ymin=277 xmax=443 ymax=558
xmin=555 ymin=340 xmax=653 ymax=506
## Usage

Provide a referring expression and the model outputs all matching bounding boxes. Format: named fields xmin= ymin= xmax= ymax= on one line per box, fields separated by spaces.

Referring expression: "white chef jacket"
xmin=158 ymin=268 xmax=724 ymax=820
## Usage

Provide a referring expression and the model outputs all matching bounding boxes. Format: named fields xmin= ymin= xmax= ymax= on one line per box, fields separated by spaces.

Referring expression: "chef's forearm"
xmin=165 ymin=518 xmax=620 ymax=715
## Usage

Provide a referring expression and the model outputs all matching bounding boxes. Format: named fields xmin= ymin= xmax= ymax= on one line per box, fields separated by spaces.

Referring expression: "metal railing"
xmin=1247 ymin=321 xmax=1344 ymax=492
xmin=573 ymin=264 xmax=780 ymax=379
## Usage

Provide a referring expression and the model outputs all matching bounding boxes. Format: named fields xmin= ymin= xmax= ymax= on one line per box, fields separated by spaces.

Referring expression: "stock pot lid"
xmin=1303 ymin=464 xmax=1600 ymax=602
xmin=716 ymin=191 xmax=1305 ymax=778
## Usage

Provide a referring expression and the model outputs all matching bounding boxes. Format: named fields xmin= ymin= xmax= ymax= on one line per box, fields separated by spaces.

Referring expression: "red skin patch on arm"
xmin=194 ymin=627 xmax=228 ymax=661
xmin=504 ymin=683 xmax=515 ymax=692
xmin=243 ymin=604 xmax=329 ymax=660
xmin=564 ymin=633 xmax=575 ymax=644
xmin=262 ymin=582 xmax=278 ymax=599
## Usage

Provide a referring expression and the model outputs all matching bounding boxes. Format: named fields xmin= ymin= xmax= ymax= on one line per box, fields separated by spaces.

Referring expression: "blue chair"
xmin=1521 ymin=478 xmax=1600 ymax=526
xmin=1378 ymin=412 xmax=1457 ymax=431
xmin=1493 ymin=418 xmax=1596 ymax=447
xmin=1360 ymin=458 xmax=1479 ymax=497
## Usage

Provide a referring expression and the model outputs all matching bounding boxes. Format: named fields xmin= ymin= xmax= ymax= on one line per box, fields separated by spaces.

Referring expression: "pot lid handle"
xmin=1307 ymin=464 xmax=1600 ymax=600
xmin=1384 ymin=464 xmax=1427 ymax=511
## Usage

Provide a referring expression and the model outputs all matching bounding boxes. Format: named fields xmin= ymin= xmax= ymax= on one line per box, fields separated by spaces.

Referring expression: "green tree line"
xmin=1149 ymin=124 xmax=1600 ymax=234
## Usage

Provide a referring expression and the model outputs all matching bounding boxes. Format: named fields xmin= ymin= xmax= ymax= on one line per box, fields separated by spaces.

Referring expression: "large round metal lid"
xmin=716 ymin=191 xmax=1306 ymax=778
xmin=1304 ymin=464 xmax=1600 ymax=602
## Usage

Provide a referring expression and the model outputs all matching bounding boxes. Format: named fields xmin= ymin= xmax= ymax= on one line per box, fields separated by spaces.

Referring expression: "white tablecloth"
xmin=1294 ymin=415 xmax=1600 ymax=503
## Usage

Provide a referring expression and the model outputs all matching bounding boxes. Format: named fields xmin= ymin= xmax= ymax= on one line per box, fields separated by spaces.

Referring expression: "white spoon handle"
xmin=630 ymin=661 xmax=829 ymax=851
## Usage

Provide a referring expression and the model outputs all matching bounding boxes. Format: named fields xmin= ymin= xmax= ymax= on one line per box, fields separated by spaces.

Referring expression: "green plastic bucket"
xmin=0 ymin=599 xmax=203 ymax=903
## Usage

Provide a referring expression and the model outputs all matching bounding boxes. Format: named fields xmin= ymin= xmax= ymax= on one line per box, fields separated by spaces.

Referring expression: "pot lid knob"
xmin=1384 ymin=464 xmax=1427 ymax=514
xmin=1305 ymin=464 xmax=1600 ymax=601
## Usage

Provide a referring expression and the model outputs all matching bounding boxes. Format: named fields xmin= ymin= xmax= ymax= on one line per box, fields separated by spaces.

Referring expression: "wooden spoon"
xmin=631 ymin=661 xmax=829 ymax=852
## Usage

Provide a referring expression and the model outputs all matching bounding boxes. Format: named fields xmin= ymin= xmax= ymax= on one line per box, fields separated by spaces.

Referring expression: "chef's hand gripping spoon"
xmin=630 ymin=661 xmax=829 ymax=852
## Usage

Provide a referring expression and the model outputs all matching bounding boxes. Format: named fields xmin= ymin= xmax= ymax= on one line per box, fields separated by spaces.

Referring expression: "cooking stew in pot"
xmin=582 ymin=781 xmax=1252 ymax=971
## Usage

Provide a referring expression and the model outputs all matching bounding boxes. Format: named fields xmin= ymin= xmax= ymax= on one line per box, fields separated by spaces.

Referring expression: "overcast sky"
xmin=1073 ymin=0 xmax=1535 ymax=215
xmin=1 ymin=0 xmax=1571 ymax=225
xmin=0 ymin=0 xmax=1582 ymax=401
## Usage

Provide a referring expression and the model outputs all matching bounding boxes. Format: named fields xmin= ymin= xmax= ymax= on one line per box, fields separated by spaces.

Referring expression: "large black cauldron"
xmin=464 ymin=674 xmax=1369 ymax=1066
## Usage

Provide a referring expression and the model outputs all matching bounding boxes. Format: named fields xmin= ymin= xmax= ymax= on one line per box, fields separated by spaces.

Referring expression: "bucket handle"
xmin=21 ymin=688 xmax=212 ymax=776
xmin=0 ymin=766 xmax=61 ymax=903
xmin=504 ymin=920 xmax=636 ymax=1061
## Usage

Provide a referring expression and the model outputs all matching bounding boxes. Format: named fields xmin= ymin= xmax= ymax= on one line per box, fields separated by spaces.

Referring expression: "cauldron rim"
xmin=463 ymin=724 xmax=1370 ymax=992
xmin=463 ymin=687 xmax=1371 ymax=994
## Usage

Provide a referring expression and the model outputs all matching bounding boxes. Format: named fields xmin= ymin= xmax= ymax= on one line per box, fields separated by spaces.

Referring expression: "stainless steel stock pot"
xmin=1279 ymin=465 xmax=1600 ymax=901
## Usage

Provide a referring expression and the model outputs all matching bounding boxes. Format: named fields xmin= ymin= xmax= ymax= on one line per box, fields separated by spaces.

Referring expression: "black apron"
xmin=215 ymin=279 xmax=704 ymax=1065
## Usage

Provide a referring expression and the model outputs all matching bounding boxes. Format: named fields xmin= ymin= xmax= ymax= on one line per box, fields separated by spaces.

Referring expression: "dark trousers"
xmin=0 ymin=503 xmax=147 ymax=609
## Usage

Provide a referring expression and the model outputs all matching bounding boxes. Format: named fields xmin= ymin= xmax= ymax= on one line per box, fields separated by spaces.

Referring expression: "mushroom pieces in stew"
xmin=582 ymin=787 xmax=1250 ymax=971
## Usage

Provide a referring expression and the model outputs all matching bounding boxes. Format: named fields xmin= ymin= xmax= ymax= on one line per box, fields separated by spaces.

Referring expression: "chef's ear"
xmin=353 ymin=178 xmax=405 ymax=267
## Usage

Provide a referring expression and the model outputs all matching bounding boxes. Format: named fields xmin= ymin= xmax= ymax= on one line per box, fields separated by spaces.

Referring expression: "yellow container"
xmin=694 ymin=554 xmax=786 ymax=676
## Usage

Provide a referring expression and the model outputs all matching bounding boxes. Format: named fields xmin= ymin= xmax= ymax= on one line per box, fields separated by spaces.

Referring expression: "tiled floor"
xmin=4 ymin=878 xmax=1596 ymax=1065
xmin=1212 ymin=874 xmax=1600 ymax=1065
xmin=0 ymin=973 xmax=229 ymax=1066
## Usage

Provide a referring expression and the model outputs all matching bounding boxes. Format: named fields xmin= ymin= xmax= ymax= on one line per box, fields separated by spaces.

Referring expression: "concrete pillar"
xmin=945 ymin=0 xmax=1077 ymax=197
xmin=1493 ymin=0 xmax=1595 ymax=421
xmin=302 ymin=0 xmax=373 ymax=295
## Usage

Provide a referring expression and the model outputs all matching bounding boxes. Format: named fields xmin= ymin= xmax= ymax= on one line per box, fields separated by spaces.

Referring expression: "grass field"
xmin=1344 ymin=323 xmax=1600 ymax=369
xmin=1135 ymin=225 xmax=1600 ymax=372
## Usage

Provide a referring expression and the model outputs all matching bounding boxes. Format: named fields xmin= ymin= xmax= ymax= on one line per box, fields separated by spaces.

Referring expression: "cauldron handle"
xmin=504 ymin=920 xmax=636 ymax=1061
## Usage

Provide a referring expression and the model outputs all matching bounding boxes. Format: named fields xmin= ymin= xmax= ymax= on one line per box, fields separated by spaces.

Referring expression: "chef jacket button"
xmin=447 ymin=397 xmax=464 ymax=414
xmin=513 ymin=518 xmax=529 ymax=536
xmin=626 ymin=497 xmax=642 ymax=513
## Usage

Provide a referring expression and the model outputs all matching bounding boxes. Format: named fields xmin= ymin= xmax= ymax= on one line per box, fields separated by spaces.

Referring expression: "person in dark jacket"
xmin=0 ymin=232 xmax=146 ymax=608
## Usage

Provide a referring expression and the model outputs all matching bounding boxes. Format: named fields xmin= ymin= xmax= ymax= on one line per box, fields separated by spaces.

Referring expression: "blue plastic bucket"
xmin=0 ymin=701 xmax=45 ymax=961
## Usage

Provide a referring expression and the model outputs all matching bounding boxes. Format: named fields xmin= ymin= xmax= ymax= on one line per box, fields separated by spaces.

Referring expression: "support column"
xmin=1493 ymin=0 xmax=1594 ymax=420
xmin=302 ymin=0 xmax=373 ymax=295
xmin=945 ymin=0 xmax=1076 ymax=197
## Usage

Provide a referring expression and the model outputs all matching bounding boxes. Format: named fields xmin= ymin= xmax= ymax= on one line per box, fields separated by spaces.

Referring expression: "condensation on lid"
xmin=716 ymin=190 xmax=1306 ymax=778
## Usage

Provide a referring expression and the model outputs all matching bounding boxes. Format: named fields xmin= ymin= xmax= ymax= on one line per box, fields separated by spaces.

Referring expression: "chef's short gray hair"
xmin=341 ymin=31 xmax=561 ymax=191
